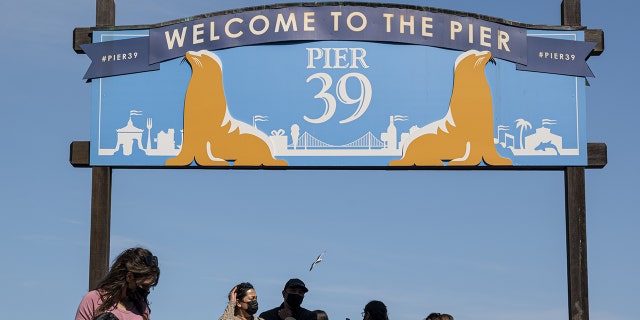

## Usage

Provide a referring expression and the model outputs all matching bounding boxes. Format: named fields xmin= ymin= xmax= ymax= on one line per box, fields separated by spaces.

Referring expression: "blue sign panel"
xmin=87 ymin=4 xmax=592 ymax=167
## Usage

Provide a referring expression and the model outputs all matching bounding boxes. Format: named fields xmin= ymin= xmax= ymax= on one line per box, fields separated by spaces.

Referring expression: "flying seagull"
xmin=309 ymin=251 xmax=325 ymax=271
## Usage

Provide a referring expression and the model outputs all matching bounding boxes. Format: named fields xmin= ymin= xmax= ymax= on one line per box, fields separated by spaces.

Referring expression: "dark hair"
xmin=364 ymin=300 xmax=388 ymax=320
xmin=94 ymin=248 xmax=160 ymax=320
xmin=426 ymin=313 xmax=454 ymax=320
xmin=314 ymin=310 xmax=329 ymax=320
xmin=235 ymin=282 xmax=255 ymax=302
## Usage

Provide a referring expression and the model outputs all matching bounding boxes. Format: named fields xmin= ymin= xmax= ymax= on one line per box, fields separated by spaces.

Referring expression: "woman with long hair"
xmin=75 ymin=247 xmax=160 ymax=320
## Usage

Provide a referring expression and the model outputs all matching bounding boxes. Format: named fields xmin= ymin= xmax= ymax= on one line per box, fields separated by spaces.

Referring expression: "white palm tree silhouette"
xmin=515 ymin=118 xmax=532 ymax=150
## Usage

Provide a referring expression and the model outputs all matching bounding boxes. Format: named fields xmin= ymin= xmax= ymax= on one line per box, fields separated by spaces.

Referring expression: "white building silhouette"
xmin=524 ymin=127 xmax=562 ymax=153
xmin=114 ymin=118 xmax=144 ymax=155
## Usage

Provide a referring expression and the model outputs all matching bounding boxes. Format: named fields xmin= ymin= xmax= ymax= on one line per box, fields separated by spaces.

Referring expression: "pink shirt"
xmin=75 ymin=290 xmax=150 ymax=320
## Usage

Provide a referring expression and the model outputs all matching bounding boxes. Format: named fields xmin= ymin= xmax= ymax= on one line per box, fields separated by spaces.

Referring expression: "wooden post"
xmin=562 ymin=1 xmax=588 ymax=320
xmin=96 ymin=0 xmax=115 ymax=27
xmin=561 ymin=0 xmax=581 ymax=26
xmin=87 ymin=0 xmax=115 ymax=290
xmin=89 ymin=167 xmax=112 ymax=289
xmin=565 ymin=167 xmax=589 ymax=320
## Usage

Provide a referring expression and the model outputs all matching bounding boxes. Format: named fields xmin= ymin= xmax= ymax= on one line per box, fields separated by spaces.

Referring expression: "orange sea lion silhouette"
xmin=389 ymin=50 xmax=512 ymax=167
xmin=165 ymin=50 xmax=287 ymax=167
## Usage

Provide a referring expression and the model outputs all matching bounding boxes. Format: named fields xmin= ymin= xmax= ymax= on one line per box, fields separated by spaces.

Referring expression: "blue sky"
xmin=0 ymin=1 xmax=637 ymax=320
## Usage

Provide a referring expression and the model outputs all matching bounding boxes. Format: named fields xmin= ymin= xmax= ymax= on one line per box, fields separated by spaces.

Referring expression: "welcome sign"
xmin=83 ymin=3 xmax=594 ymax=167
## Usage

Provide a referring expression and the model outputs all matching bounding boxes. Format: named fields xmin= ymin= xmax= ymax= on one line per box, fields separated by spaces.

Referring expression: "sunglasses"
xmin=143 ymin=255 xmax=158 ymax=267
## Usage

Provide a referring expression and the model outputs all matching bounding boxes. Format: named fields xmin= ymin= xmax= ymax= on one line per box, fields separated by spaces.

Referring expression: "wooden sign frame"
xmin=70 ymin=1 xmax=606 ymax=319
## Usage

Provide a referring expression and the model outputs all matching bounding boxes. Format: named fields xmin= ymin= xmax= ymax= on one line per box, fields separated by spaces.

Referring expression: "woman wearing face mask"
xmin=75 ymin=247 xmax=160 ymax=320
xmin=220 ymin=282 xmax=262 ymax=320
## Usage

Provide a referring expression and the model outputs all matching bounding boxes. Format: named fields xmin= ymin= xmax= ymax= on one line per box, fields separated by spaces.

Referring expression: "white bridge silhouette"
xmin=275 ymin=131 xmax=402 ymax=157
xmin=295 ymin=131 xmax=385 ymax=149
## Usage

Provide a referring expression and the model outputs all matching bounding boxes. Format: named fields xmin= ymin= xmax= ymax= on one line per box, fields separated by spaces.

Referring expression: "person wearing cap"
xmin=259 ymin=278 xmax=317 ymax=320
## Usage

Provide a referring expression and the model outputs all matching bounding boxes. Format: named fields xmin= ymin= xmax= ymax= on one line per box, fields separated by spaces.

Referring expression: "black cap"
xmin=284 ymin=278 xmax=309 ymax=292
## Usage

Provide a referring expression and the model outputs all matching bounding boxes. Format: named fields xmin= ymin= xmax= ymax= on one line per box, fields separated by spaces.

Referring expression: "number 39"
xmin=304 ymin=72 xmax=372 ymax=124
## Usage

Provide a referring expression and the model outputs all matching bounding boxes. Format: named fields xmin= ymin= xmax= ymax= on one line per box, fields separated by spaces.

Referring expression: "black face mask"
xmin=246 ymin=300 xmax=259 ymax=315
xmin=286 ymin=294 xmax=304 ymax=309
